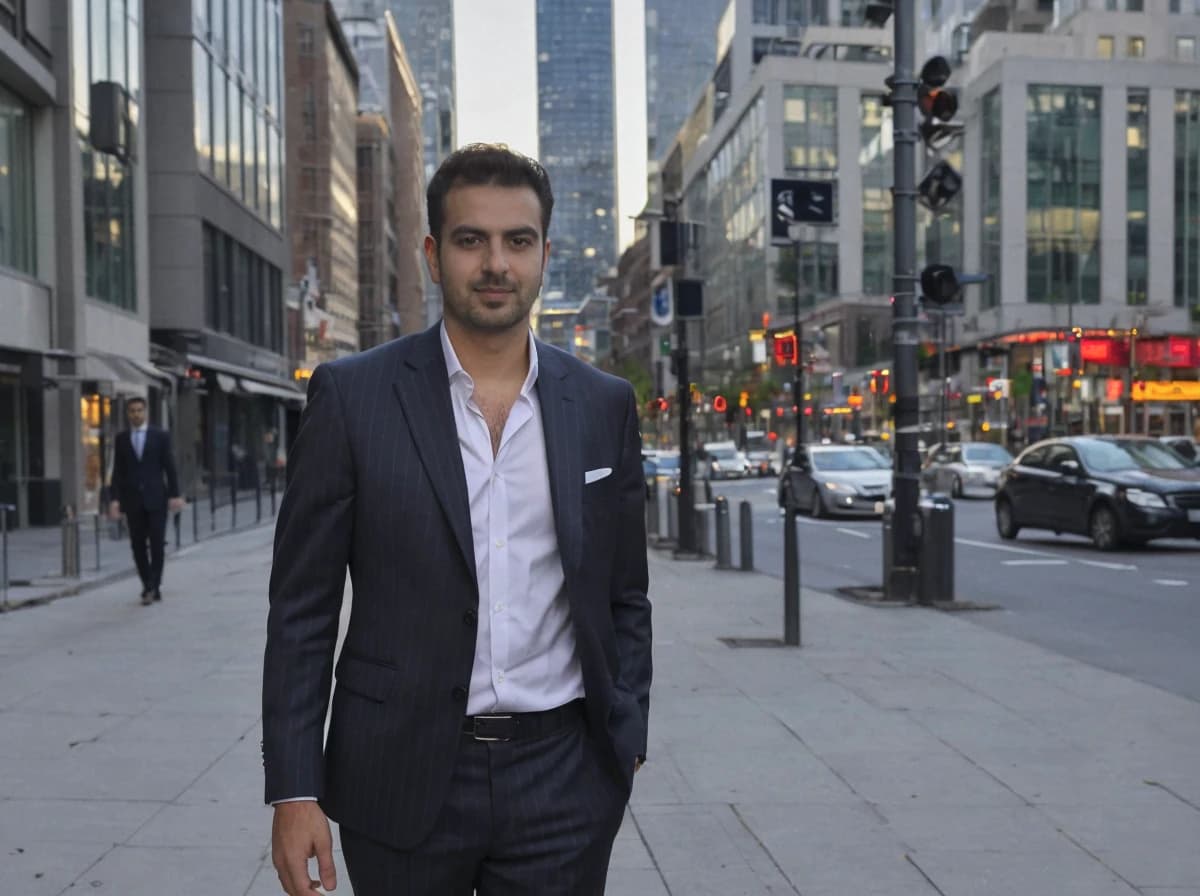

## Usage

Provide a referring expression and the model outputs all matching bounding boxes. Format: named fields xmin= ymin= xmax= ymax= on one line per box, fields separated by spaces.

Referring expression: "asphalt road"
xmin=680 ymin=476 xmax=1200 ymax=704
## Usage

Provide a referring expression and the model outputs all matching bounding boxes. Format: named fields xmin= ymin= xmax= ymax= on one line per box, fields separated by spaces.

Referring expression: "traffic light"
xmin=863 ymin=0 xmax=893 ymax=26
xmin=917 ymin=160 xmax=962 ymax=212
xmin=918 ymin=57 xmax=958 ymax=147
xmin=921 ymin=264 xmax=962 ymax=306
xmin=713 ymin=394 xmax=728 ymax=413
xmin=773 ymin=333 xmax=797 ymax=366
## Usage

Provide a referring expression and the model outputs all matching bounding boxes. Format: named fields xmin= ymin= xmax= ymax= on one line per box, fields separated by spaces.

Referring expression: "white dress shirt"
xmin=440 ymin=324 xmax=585 ymax=715
xmin=133 ymin=424 xmax=148 ymax=460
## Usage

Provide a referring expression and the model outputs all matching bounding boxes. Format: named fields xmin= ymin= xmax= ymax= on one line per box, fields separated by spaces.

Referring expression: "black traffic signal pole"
xmin=675 ymin=320 xmax=697 ymax=554
xmin=888 ymin=0 xmax=921 ymax=601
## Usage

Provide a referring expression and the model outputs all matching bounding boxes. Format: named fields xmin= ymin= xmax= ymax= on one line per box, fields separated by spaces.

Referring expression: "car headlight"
xmin=823 ymin=481 xmax=854 ymax=493
xmin=1124 ymin=488 xmax=1167 ymax=509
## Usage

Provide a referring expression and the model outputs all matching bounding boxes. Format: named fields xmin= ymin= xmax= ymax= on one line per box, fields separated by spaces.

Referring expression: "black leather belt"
xmin=461 ymin=699 xmax=585 ymax=742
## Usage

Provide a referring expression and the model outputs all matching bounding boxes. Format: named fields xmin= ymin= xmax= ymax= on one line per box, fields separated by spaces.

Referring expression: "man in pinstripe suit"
xmin=264 ymin=144 xmax=652 ymax=895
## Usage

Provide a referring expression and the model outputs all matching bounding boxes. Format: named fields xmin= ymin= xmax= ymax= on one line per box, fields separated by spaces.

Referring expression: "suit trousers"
xmin=125 ymin=505 xmax=167 ymax=591
xmin=339 ymin=714 xmax=630 ymax=895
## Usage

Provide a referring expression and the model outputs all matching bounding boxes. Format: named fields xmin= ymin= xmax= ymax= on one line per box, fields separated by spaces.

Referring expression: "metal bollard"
xmin=192 ymin=493 xmax=200 ymax=543
xmin=94 ymin=513 xmax=102 ymax=572
xmin=667 ymin=488 xmax=679 ymax=542
xmin=644 ymin=478 xmax=658 ymax=540
xmin=209 ymin=477 xmax=217 ymax=533
xmin=255 ymin=479 xmax=263 ymax=522
xmin=704 ymin=478 xmax=714 ymax=503
xmin=174 ymin=509 xmax=182 ymax=550
xmin=230 ymin=476 xmax=238 ymax=529
xmin=739 ymin=500 xmax=754 ymax=571
xmin=270 ymin=473 xmax=277 ymax=515
xmin=783 ymin=499 xmax=801 ymax=646
xmin=1 ymin=503 xmax=13 ymax=607
xmin=61 ymin=506 xmax=80 ymax=578
xmin=714 ymin=497 xmax=732 ymax=569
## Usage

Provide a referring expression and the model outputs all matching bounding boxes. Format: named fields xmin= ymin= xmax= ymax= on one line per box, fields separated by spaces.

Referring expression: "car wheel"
xmin=995 ymin=498 xmax=1020 ymax=540
xmin=1089 ymin=505 xmax=1121 ymax=552
xmin=951 ymin=475 xmax=963 ymax=499
xmin=811 ymin=487 xmax=826 ymax=519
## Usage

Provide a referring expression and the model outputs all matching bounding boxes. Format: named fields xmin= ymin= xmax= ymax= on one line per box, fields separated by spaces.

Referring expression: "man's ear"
xmin=423 ymin=235 xmax=441 ymax=284
xmin=542 ymin=240 xmax=551 ymax=275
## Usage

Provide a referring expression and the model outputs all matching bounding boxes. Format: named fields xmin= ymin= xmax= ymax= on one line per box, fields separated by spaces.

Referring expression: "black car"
xmin=994 ymin=436 xmax=1200 ymax=550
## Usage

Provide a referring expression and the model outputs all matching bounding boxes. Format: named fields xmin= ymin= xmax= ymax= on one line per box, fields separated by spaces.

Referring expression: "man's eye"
xmin=457 ymin=236 xmax=481 ymax=247
xmin=511 ymin=237 xmax=533 ymax=248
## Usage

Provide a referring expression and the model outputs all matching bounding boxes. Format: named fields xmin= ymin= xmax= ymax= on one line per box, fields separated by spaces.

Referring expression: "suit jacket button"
xmin=451 ymin=686 xmax=468 ymax=702
xmin=463 ymin=609 xmax=477 ymax=625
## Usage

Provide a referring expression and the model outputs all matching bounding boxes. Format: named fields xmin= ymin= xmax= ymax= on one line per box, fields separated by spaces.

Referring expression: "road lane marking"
xmin=1154 ymin=579 xmax=1189 ymax=587
xmin=836 ymin=527 xmax=871 ymax=540
xmin=1002 ymin=559 xmax=1069 ymax=567
xmin=955 ymin=537 xmax=1058 ymax=558
xmin=1076 ymin=560 xmax=1137 ymax=571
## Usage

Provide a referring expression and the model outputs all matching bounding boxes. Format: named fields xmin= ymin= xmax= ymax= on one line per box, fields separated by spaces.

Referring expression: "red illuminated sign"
xmin=1080 ymin=338 xmax=1130 ymax=366
xmin=1135 ymin=336 xmax=1196 ymax=369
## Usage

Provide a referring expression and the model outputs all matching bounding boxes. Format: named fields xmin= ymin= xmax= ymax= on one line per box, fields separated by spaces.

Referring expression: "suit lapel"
xmin=391 ymin=327 xmax=477 ymax=586
xmin=536 ymin=342 xmax=583 ymax=578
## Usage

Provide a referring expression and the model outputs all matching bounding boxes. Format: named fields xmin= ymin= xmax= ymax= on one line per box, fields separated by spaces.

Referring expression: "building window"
xmin=980 ymin=89 xmax=1001 ymax=310
xmin=74 ymin=0 xmax=140 ymax=312
xmin=213 ymin=66 xmax=228 ymax=185
xmin=1026 ymin=85 xmax=1102 ymax=308
xmin=1126 ymin=0 xmax=1144 ymax=9
xmin=1176 ymin=91 xmax=1200 ymax=315
xmin=0 ymin=85 xmax=35 ymax=276
xmin=302 ymin=84 xmax=317 ymax=142
xmin=860 ymin=94 xmax=892 ymax=296
xmin=783 ymin=85 xmax=837 ymax=173
xmin=1127 ymin=89 xmax=1148 ymax=306
xmin=194 ymin=43 xmax=212 ymax=174
xmin=1177 ymin=36 xmax=1196 ymax=59
xmin=203 ymin=221 xmax=283 ymax=351
xmin=297 ymin=22 xmax=314 ymax=55
xmin=1127 ymin=36 xmax=1145 ymax=57
xmin=1097 ymin=36 xmax=1114 ymax=58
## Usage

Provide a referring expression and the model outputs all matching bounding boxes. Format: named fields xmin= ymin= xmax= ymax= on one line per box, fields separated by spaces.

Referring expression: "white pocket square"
xmin=584 ymin=467 xmax=613 ymax=484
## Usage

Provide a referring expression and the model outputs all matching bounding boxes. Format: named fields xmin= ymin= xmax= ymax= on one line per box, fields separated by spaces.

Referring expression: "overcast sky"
xmin=453 ymin=0 xmax=648 ymax=251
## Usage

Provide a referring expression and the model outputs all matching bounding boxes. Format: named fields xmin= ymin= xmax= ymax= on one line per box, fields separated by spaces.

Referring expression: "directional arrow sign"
xmin=771 ymin=178 xmax=835 ymax=243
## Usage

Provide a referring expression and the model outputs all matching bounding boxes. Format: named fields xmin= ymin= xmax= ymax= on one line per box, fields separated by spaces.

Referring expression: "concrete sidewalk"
xmin=1 ymin=527 xmax=1198 ymax=895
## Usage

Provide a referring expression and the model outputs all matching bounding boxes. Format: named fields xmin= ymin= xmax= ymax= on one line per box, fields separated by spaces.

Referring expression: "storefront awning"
xmin=239 ymin=377 xmax=305 ymax=404
xmin=214 ymin=373 xmax=240 ymax=393
xmin=80 ymin=353 xmax=158 ymax=394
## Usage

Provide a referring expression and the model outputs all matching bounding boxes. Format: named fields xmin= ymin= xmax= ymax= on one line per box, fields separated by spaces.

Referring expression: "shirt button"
xmin=495 ymin=539 xmax=504 ymax=549
xmin=463 ymin=609 xmax=477 ymax=625
xmin=497 ymin=674 xmax=505 ymax=683
xmin=451 ymin=686 xmax=467 ymax=702
xmin=494 ymin=603 xmax=504 ymax=614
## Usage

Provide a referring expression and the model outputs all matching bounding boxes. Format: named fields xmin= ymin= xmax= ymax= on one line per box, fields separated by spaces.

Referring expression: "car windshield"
xmin=963 ymin=444 xmax=1012 ymax=465
xmin=811 ymin=449 xmax=890 ymax=472
xmin=709 ymin=448 xmax=738 ymax=460
xmin=655 ymin=455 xmax=679 ymax=470
xmin=1077 ymin=440 xmax=1188 ymax=472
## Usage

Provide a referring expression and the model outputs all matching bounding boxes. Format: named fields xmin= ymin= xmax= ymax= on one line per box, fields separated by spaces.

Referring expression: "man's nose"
xmin=482 ymin=239 xmax=510 ymax=275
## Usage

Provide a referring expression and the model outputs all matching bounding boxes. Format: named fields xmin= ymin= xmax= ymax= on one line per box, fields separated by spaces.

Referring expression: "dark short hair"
xmin=126 ymin=396 xmax=147 ymax=408
xmin=426 ymin=143 xmax=554 ymax=243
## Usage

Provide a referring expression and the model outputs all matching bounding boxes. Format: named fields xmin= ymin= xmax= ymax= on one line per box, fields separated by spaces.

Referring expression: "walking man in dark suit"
xmin=108 ymin=396 xmax=183 ymax=605
xmin=264 ymin=143 xmax=652 ymax=895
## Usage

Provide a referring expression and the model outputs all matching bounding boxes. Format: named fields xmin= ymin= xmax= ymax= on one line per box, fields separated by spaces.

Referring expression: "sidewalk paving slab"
xmin=1 ymin=526 xmax=1199 ymax=894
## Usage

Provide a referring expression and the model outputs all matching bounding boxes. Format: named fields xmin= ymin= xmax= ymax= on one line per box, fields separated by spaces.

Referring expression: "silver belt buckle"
xmin=469 ymin=713 xmax=513 ymax=742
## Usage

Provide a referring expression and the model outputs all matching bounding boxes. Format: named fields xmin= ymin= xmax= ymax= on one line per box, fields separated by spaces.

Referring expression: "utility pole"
xmin=888 ymin=0 xmax=921 ymax=601
xmin=674 ymin=322 xmax=697 ymax=554
xmin=791 ymin=229 xmax=806 ymax=448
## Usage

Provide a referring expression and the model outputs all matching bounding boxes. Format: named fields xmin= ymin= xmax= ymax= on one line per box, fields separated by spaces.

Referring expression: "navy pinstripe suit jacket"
xmin=262 ymin=324 xmax=651 ymax=849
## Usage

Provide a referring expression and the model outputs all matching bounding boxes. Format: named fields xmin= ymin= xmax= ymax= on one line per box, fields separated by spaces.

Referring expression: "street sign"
xmin=650 ymin=282 xmax=672 ymax=327
xmin=770 ymin=178 xmax=835 ymax=244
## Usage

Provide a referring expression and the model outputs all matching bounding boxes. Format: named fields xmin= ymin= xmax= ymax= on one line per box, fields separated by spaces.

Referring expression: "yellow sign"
xmin=748 ymin=329 xmax=765 ymax=342
xmin=293 ymin=368 xmax=314 ymax=381
xmin=966 ymin=394 xmax=983 ymax=405
xmin=1132 ymin=381 xmax=1200 ymax=402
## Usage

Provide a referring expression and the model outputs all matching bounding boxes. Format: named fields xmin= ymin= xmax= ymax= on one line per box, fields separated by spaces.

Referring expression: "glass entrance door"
xmin=0 ymin=375 xmax=24 ymax=527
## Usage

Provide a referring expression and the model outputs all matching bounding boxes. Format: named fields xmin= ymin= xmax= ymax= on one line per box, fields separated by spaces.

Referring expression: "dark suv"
xmin=994 ymin=436 xmax=1200 ymax=550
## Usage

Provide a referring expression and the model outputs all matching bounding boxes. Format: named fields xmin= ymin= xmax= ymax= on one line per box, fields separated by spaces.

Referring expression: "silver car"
xmin=921 ymin=441 xmax=1013 ymax=497
xmin=778 ymin=445 xmax=893 ymax=517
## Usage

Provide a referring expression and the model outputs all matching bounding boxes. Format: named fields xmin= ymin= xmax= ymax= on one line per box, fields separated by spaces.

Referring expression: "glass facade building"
xmin=73 ymin=0 xmax=141 ymax=311
xmin=389 ymin=0 xmax=454 ymax=183
xmin=0 ymin=84 xmax=34 ymax=275
xmin=1127 ymin=88 xmax=1148 ymax=306
xmin=860 ymin=94 xmax=892 ymax=297
xmin=536 ymin=0 xmax=617 ymax=302
xmin=685 ymin=92 xmax=767 ymax=350
xmin=1026 ymin=85 xmax=1101 ymax=307
xmin=644 ymin=0 xmax=728 ymax=167
xmin=192 ymin=0 xmax=283 ymax=230
xmin=1175 ymin=90 xmax=1200 ymax=315
xmin=980 ymin=89 xmax=1001 ymax=310
xmin=782 ymin=85 xmax=838 ymax=307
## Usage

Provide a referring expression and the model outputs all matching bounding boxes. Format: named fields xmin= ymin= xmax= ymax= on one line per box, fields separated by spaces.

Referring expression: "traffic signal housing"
xmin=921 ymin=264 xmax=963 ymax=306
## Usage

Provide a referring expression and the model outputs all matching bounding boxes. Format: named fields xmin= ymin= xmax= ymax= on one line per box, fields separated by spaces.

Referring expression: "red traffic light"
xmin=713 ymin=395 xmax=727 ymax=413
xmin=773 ymin=333 xmax=798 ymax=366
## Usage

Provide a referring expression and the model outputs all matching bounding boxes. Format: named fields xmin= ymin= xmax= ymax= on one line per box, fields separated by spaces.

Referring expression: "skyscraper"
xmin=536 ymin=0 xmax=617 ymax=303
xmin=644 ymin=0 xmax=728 ymax=171
xmin=388 ymin=0 xmax=456 ymax=184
